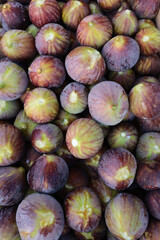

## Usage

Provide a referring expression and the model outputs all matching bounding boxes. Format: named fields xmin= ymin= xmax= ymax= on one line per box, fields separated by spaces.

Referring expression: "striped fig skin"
xmin=35 ymin=23 xmax=70 ymax=56
xmin=136 ymin=132 xmax=160 ymax=162
xmin=1 ymin=30 xmax=36 ymax=61
xmin=138 ymin=19 xmax=155 ymax=30
xmin=0 ymin=28 xmax=6 ymax=59
xmin=31 ymin=124 xmax=63 ymax=153
xmin=27 ymin=154 xmax=69 ymax=193
xmin=129 ymin=82 xmax=160 ymax=119
xmin=89 ymin=2 xmax=102 ymax=14
xmin=135 ymin=76 xmax=159 ymax=85
xmin=135 ymin=28 xmax=160 ymax=56
xmin=136 ymin=161 xmax=160 ymax=190
xmin=112 ymin=10 xmax=138 ymax=36
xmin=140 ymin=218 xmax=160 ymax=240
xmin=137 ymin=115 xmax=160 ymax=133
xmin=131 ymin=0 xmax=160 ymax=19
xmin=88 ymin=81 xmax=129 ymax=126
xmin=0 ymin=62 xmax=28 ymax=101
xmin=65 ymin=46 xmax=106 ymax=85
xmin=145 ymin=189 xmax=160 ymax=220
xmin=97 ymin=0 xmax=122 ymax=12
xmin=64 ymin=187 xmax=102 ymax=233
xmin=102 ymin=35 xmax=140 ymax=72
xmin=0 ymin=124 xmax=25 ymax=166
xmin=105 ymin=193 xmax=149 ymax=240
xmin=24 ymin=87 xmax=59 ymax=123
xmin=1 ymin=1 xmax=29 ymax=30
xmin=62 ymin=0 xmax=90 ymax=30
xmin=0 ymin=166 xmax=27 ymax=206
xmin=77 ymin=14 xmax=113 ymax=49
xmin=98 ymin=148 xmax=137 ymax=190
xmin=16 ymin=193 xmax=64 ymax=240
xmin=29 ymin=0 xmax=61 ymax=28
xmin=107 ymin=122 xmax=138 ymax=152
xmin=66 ymin=118 xmax=104 ymax=159
xmin=134 ymin=54 xmax=160 ymax=76
xmin=28 ymin=55 xmax=66 ymax=88
xmin=0 ymin=99 xmax=21 ymax=120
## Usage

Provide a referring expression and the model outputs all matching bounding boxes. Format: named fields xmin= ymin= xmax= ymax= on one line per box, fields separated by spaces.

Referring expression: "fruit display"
xmin=0 ymin=0 xmax=160 ymax=239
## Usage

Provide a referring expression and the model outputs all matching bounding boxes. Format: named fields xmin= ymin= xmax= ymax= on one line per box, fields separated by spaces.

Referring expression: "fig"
xmin=27 ymin=154 xmax=69 ymax=193
xmin=1 ymin=1 xmax=29 ymax=30
xmin=0 ymin=206 xmax=21 ymax=240
xmin=112 ymin=10 xmax=138 ymax=36
xmin=28 ymin=55 xmax=66 ymax=88
xmin=60 ymin=82 xmax=88 ymax=114
xmin=65 ymin=46 xmax=106 ymax=85
xmin=97 ymin=0 xmax=123 ymax=12
xmin=155 ymin=9 xmax=160 ymax=30
xmin=102 ymin=35 xmax=140 ymax=71
xmin=131 ymin=0 xmax=160 ymax=19
xmin=117 ymin=0 xmax=130 ymax=12
xmin=140 ymin=218 xmax=160 ymax=240
xmin=14 ymin=110 xmax=37 ymax=140
xmin=16 ymin=193 xmax=64 ymax=240
xmin=0 ymin=62 xmax=28 ymax=100
xmin=89 ymin=2 xmax=102 ymax=14
xmin=129 ymin=82 xmax=160 ymax=119
xmin=105 ymin=193 xmax=149 ymax=240
xmin=0 ymin=28 xmax=6 ymax=59
xmin=31 ymin=124 xmax=63 ymax=153
xmin=107 ymin=122 xmax=138 ymax=152
xmin=64 ymin=187 xmax=102 ymax=232
xmin=76 ymin=14 xmax=113 ymax=49
xmin=98 ymin=148 xmax=137 ymax=190
xmin=24 ymin=87 xmax=59 ymax=123
xmin=66 ymin=118 xmax=104 ymax=159
xmin=0 ymin=99 xmax=21 ymax=119
xmin=136 ymin=132 xmax=160 ymax=162
xmin=26 ymin=24 xmax=39 ymax=37
xmin=62 ymin=0 xmax=90 ymax=30
xmin=108 ymin=69 xmax=135 ymax=93
xmin=145 ymin=189 xmax=160 ymax=220
xmin=135 ymin=27 xmax=160 ymax=56
xmin=20 ymin=83 xmax=35 ymax=103
xmin=138 ymin=19 xmax=155 ymax=30
xmin=137 ymin=115 xmax=160 ymax=133
xmin=22 ymin=144 xmax=41 ymax=169
xmin=1 ymin=30 xmax=36 ymax=61
xmin=0 ymin=166 xmax=27 ymax=206
xmin=135 ymin=76 xmax=159 ymax=85
xmin=29 ymin=0 xmax=61 ymax=28
xmin=35 ymin=23 xmax=70 ymax=56
xmin=88 ymin=81 xmax=129 ymax=126
xmin=0 ymin=123 xmax=25 ymax=166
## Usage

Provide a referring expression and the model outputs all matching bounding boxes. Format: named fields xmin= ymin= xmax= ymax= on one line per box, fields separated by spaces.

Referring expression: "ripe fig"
xmin=140 ymin=218 xmax=160 ymax=240
xmin=145 ymin=189 xmax=160 ymax=220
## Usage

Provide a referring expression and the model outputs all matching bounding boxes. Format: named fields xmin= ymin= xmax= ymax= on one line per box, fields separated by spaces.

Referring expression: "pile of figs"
xmin=0 ymin=0 xmax=160 ymax=239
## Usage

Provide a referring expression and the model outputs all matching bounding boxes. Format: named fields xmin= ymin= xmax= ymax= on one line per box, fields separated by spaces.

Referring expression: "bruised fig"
xmin=16 ymin=193 xmax=64 ymax=240
xmin=140 ymin=218 xmax=160 ymax=240
xmin=105 ymin=193 xmax=149 ymax=240
xmin=0 ymin=166 xmax=27 ymax=206
xmin=145 ymin=189 xmax=160 ymax=220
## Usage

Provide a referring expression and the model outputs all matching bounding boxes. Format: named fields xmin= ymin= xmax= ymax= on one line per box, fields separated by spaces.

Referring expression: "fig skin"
xmin=136 ymin=161 xmax=160 ymax=190
xmin=145 ymin=189 xmax=160 ymax=220
xmin=28 ymin=55 xmax=66 ymax=88
xmin=105 ymin=193 xmax=149 ymax=240
xmin=155 ymin=9 xmax=160 ymax=30
xmin=64 ymin=187 xmax=102 ymax=233
xmin=0 ymin=28 xmax=6 ymax=59
xmin=65 ymin=46 xmax=106 ymax=85
xmin=1 ymin=30 xmax=36 ymax=62
xmin=102 ymin=35 xmax=140 ymax=72
xmin=0 ymin=166 xmax=27 ymax=206
xmin=1 ymin=1 xmax=30 ymax=30
xmin=0 ymin=206 xmax=21 ymax=240
xmin=0 ymin=62 xmax=28 ymax=101
xmin=0 ymin=123 xmax=25 ymax=166
xmin=27 ymin=154 xmax=69 ymax=194
xmin=16 ymin=193 xmax=64 ymax=240
xmin=97 ymin=0 xmax=123 ymax=12
xmin=138 ymin=19 xmax=155 ymax=30
xmin=136 ymin=132 xmax=160 ymax=162
xmin=76 ymin=14 xmax=113 ymax=49
xmin=31 ymin=124 xmax=64 ymax=153
xmin=131 ymin=0 xmax=160 ymax=19
xmin=29 ymin=0 xmax=61 ymax=28
xmin=62 ymin=0 xmax=90 ymax=30
xmin=98 ymin=148 xmax=137 ymax=190
xmin=66 ymin=118 xmax=104 ymax=159
xmin=129 ymin=82 xmax=160 ymax=119
xmin=107 ymin=122 xmax=138 ymax=152
xmin=112 ymin=10 xmax=138 ymax=36
xmin=22 ymin=144 xmax=42 ymax=169
xmin=0 ymin=99 xmax=21 ymax=120
xmin=24 ymin=87 xmax=59 ymax=124
xmin=26 ymin=24 xmax=39 ymax=37
xmin=88 ymin=81 xmax=129 ymax=126
xmin=35 ymin=23 xmax=70 ymax=56
xmin=89 ymin=2 xmax=102 ymax=14
xmin=140 ymin=218 xmax=160 ymax=240
xmin=137 ymin=115 xmax=160 ymax=133
xmin=60 ymin=82 xmax=88 ymax=114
